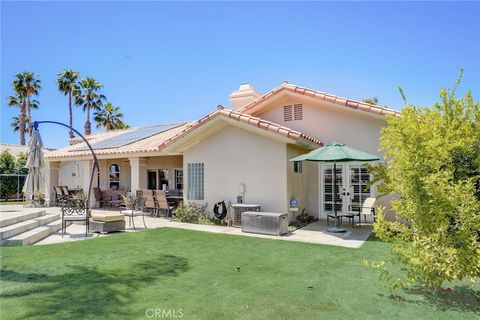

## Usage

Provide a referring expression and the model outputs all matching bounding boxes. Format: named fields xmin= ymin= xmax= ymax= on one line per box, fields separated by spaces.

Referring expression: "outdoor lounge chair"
xmin=348 ymin=197 xmax=376 ymax=227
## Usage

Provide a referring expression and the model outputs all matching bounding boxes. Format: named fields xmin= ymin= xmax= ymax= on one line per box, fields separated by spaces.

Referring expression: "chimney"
xmin=229 ymin=83 xmax=261 ymax=111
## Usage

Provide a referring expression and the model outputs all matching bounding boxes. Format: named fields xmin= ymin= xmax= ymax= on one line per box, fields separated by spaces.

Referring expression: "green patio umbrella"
xmin=290 ymin=142 xmax=380 ymax=233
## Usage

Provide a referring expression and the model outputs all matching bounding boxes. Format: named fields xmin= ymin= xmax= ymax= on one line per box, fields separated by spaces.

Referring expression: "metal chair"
xmin=142 ymin=189 xmax=157 ymax=216
xmin=154 ymin=190 xmax=175 ymax=217
xmin=61 ymin=197 xmax=89 ymax=237
xmin=348 ymin=197 xmax=376 ymax=227
xmin=53 ymin=186 xmax=67 ymax=205
xmin=93 ymin=187 xmax=107 ymax=208
xmin=120 ymin=196 xmax=147 ymax=230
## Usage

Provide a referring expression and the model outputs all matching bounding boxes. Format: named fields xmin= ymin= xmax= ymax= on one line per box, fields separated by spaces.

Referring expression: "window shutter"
xmin=284 ymin=105 xmax=293 ymax=122
xmin=294 ymin=104 xmax=303 ymax=120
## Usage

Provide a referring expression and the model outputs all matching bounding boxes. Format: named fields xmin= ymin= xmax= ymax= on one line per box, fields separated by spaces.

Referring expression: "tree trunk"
xmin=68 ymin=91 xmax=74 ymax=138
xmin=27 ymin=95 xmax=32 ymax=137
xmin=85 ymin=104 xmax=91 ymax=135
xmin=19 ymin=101 xmax=26 ymax=145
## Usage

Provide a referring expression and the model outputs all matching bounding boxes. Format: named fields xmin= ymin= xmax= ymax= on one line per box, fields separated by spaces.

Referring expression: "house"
xmin=44 ymin=82 xmax=399 ymax=220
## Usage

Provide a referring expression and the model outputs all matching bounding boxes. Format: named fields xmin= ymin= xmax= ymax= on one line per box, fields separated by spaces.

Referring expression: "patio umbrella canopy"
xmin=23 ymin=128 xmax=45 ymax=197
xmin=290 ymin=142 xmax=380 ymax=233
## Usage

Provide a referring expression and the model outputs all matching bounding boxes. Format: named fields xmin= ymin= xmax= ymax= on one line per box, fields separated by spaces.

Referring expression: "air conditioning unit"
xmin=241 ymin=212 xmax=289 ymax=236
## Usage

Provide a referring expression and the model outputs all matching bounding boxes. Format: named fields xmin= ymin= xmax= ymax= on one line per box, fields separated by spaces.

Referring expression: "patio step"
xmin=0 ymin=213 xmax=60 ymax=240
xmin=0 ymin=219 xmax=66 ymax=246
xmin=0 ymin=209 xmax=48 ymax=228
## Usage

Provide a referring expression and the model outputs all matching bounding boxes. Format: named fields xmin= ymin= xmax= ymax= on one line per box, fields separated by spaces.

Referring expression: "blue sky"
xmin=1 ymin=1 xmax=479 ymax=148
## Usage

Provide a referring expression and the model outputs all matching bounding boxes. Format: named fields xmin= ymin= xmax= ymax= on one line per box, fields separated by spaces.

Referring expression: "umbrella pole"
xmin=334 ymin=161 xmax=338 ymax=228
xmin=328 ymin=161 xmax=346 ymax=233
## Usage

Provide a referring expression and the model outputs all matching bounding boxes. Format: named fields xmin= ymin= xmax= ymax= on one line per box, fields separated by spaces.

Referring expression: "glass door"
xmin=147 ymin=170 xmax=157 ymax=190
xmin=321 ymin=163 xmax=373 ymax=217
xmin=348 ymin=164 xmax=372 ymax=210
xmin=322 ymin=164 xmax=344 ymax=216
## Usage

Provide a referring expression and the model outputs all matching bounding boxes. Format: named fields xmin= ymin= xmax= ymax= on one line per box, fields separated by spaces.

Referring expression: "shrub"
xmin=367 ymin=71 xmax=480 ymax=294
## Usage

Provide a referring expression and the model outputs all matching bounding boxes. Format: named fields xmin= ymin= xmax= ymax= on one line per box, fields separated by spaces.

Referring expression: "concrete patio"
xmin=1 ymin=205 xmax=372 ymax=248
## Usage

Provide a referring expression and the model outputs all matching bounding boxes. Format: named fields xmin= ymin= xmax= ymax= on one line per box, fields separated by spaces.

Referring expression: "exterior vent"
xmin=294 ymin=104 xmax=303 ymax=120
xmin=284 ymin=105 xmax=293 ymax=122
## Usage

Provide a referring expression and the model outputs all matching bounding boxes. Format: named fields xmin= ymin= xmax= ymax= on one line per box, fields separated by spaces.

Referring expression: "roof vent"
xmin=229 ymin=83 xmax=261 ymax=111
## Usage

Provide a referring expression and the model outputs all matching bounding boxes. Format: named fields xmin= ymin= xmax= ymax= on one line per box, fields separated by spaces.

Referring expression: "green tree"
xmin=11 ymin=115 xmax=30 ymax=133
xmin=15 ymin=152 xmax=28 ymax=175
xmin=367 ymin=71 xmax=480 ymax=294
xmin=0 ymin=151 xmax=16 ymax=174
xmin=57 ymin=69 xmax=80 ymax=139
xmin=7 ymin=92 xmax=26 ymax=145
xmin=362 ymin=97 xmax=378 ymax=105
xmin=0 ymin=151 xmax=18 ymax=200
xmin=74 ymin=77 xmax=106 ymax=135
xmin=14 ymin=72 xmax=41 ymax=136
xmin=94 ymin=102 xmax=126 ymax=131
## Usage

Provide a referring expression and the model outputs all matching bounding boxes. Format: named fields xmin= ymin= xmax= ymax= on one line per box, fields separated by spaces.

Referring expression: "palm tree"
xmin=7 ymin=92 xmax=26 ymax=145
xmin=56 ymin=69 xmax=80 ymax=139
xmin=94 ymin=103 xmax=127 ymax=131
xmin=11 ymin=115 xmax=30 ymax=133
xmin=14 ymin=72 xmax=41 ymax=136
xmin=74 ymin=77 xmax=106 ymax=135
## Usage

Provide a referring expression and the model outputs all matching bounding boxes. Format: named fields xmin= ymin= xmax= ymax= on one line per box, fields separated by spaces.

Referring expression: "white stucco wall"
xmin=257 ymin=97 xmax=389 ymax=219
xmin=256 ymin=97 xmax=386 ymax=156
xmin=183 ymin=126 xmax=288 ymax=215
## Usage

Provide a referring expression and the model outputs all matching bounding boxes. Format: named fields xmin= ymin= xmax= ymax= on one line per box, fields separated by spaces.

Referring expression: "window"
xmin=175 ymin=169 xmax=183 ymax=190
xmin=284 ymin=104 xmax=303 ymax=121
xmin=187 ymin=163 xmax=204 ymax=200
xmin=109 ymin=164 xmax=120 ymax=190
xmin=293 ymin=161 xmax=302 ymax=173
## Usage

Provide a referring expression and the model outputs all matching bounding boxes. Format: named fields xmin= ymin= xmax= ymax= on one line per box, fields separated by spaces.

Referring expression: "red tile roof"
xmin=45 ymin=109 xmax=321 ymax=160
xmin=159 ymin=107 xmax=323 ymax=150
xmin=238 ymin=82 xmax=401 ymax=117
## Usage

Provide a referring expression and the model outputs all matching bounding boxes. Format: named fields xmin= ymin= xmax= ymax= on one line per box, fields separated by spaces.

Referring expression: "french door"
xmin=320 ymin=163 xmax=373 ymax=217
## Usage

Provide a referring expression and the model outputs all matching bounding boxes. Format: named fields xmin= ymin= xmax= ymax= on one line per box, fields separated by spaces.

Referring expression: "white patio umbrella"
xmin=22 ymin=128 xmax=45 ymax=197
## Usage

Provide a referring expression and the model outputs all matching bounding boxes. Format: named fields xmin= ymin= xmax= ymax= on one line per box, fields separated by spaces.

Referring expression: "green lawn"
xmin=1 ymin=228 xmax=478 ymax=319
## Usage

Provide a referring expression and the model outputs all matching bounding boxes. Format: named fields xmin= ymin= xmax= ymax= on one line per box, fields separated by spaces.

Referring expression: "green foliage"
xmin=0 ymin=151 xmax=16 ymax=174
xmin=15 ymin=152 xmax=28 ymax=175
xmin=369 ymin=71 xmax=480 ymax=293
xmin=0 ymin=151 xmax=27 ymax=200
xmin=362 ymin=97 xmax=379 ymax=105
xmin=173 ymin=202 xmax=219 ymax=225
xmin=94 ymin=102 xmax=127 ymax=131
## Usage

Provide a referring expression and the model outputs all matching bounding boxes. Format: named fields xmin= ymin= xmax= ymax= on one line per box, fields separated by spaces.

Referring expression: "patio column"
xmin=80 ymin=160 xmax=96 ymax=207
xmin=129 ymin=157 xmax=148 ymax=194
xmin=44 ymin=161 xmax=60 ymax=206
xmin=98 ymin=159 xmax=107 ymax=189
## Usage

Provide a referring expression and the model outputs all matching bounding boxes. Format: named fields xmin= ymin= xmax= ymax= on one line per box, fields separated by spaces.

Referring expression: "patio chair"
xmin=61 ymin=186 xmax=72 ymax=197
xmin=154 ymin=190 xmax=175 ymax=217
xmin=53 ymin=186 xmax=67 ymax=205
xmin=348 ymin=197 xmax=376 ymax=227
xmin=61 ymin=197 xmax=89 ymax=237
xmin=120 ymin=196 xmax=147 ymax=230
xmin=142 ymin=189 xmax=157 ymax=216
xmin=93 ymin=187 xmax=107 ymax=209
